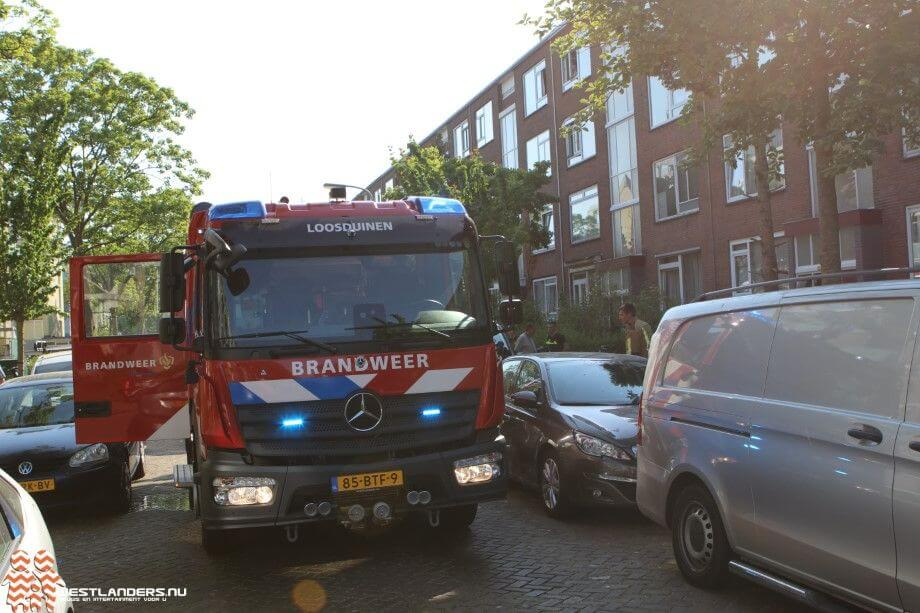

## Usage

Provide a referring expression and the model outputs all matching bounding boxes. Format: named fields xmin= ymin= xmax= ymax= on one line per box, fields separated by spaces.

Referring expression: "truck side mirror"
xmin=496 ymin=240 xmax=519 ymax=298
xmin=159 ymin=252 xmax=186 ymax=313
xmin=499 ymin=299 xmax=523 ymax=326
xmin=158 ymin=317 xmax=186 ymax=345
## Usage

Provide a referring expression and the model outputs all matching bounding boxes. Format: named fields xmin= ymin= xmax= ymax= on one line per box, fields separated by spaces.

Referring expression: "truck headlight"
xmin=69 ymin=443 xmax=109 ymax=467
xmin=212 ymin=477 xmax=276 ymax=506
xmin=574 ymin=432 xmax=632 ymax=461
xmin=453 ymin=452 xmax=501 ymax=485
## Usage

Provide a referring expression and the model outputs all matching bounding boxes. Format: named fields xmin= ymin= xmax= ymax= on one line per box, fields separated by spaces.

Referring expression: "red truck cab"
xmin=70 ymin=197 xmax=517 ymax=550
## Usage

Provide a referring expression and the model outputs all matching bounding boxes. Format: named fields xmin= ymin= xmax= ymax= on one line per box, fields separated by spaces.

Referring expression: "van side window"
xmin=662 ymin=309 xmax=778 ymax=396
xmin=764 ymin=299 xmax=913 ymax=418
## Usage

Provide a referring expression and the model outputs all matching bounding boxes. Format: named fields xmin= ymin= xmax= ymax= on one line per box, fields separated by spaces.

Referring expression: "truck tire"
xmin=671 ymin=484 xmax=731 ymax=589
xmin=434 ymin=504 xmax=478 ymax=531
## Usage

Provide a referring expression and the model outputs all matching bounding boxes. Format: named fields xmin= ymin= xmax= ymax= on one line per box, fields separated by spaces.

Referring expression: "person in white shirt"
xmin=514 ymin=323 xmax=538 ymax=354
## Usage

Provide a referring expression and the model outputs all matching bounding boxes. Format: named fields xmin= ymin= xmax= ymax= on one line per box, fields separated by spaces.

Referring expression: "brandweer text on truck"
xmin=69 ymin=195 xmax=520 ymax=551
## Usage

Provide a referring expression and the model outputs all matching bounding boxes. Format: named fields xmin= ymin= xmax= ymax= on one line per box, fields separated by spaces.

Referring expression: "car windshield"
xmin=33 ymin=356 xmax=72 ymax=374
xmin=548 ymin=360 xmax=645 ymax=406
xmin=211 ymin=244 xmax=488 ymax=348
xmin=0 ymin=382 xmax=75 ymax=429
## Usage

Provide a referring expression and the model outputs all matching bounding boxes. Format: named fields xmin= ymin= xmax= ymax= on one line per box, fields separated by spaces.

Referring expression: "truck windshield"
xmin=211 ymin=245 xmax=488 ymax=349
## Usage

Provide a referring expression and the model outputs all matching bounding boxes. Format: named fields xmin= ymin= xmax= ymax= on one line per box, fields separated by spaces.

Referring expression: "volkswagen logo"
xmin=18 ymin=461 xmax=33 ymax=476
xmin=344 ymin=392 xmax=384 ymax=432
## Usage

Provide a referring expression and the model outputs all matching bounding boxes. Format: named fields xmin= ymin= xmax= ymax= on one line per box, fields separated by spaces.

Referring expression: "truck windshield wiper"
xmin=214 ymin=329 xmax=339 ymax=354
xmin=348 ymin=316 xmax=451 ymax=340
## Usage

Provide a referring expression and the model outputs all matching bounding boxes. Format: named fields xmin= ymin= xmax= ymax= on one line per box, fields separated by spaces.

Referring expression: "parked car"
xmin=0 ymin=467 xmax=72 ymax=612
xmin=637 ymin=280 xmax=920 ymax=611
xmin=501 ymin=352 xmax=645 ymax=517
xmin=0 ymin=372 xmax=144 ymax=513
xmin=31 ymin=350 xmax=72 ymax=375
xmin=0 ymin=364 xmax=5 ymax=385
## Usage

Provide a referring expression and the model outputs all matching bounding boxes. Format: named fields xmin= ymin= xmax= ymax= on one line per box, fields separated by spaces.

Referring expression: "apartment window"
xmin=807 ymin=146 xmax=874 ymax=215
xmin=523 ymin=59 xmax=548 ymax=116
xmin=605 ymin=269 xmax=630 ymax=295
xmin=607 ymin=82 xmax=634 ymax=124
xmin=612 ymin=204 xmax=641 ymax=258
xmin=839 ymin=226 xmax=857 ymax=269
xmin=907 ymin=205 xmax=920 ymax=267
xmin=571 ymin=269 xmax=591 ymax=304
xmin=795 ymin=234 xmax=819 ymax=273
xmin=501 ymin=75 xmax=515 ymax=100
xmin=500 ymin=106 xmax=518 ymax=169
xmin=454 ymin=121 xmax=470 ymax=158
xmin=564 ymin=117 xmax=596 ymax=167
xmin=729 ymin=236 xmax=793 ymax=290
xmin=438 ymin=128 xmax=449 ymax=147
xmin=654 ymin=152 xmax=699 ymax=220
xmin=657 ymin=251 xmax=701 ymax=305
xmin=904 ymin=128 xmax=920 ymax=158
xmin=560 ymin=47 xmax=591 ymax=92
xmin=384 ymin=178 xmax=394 ymax=193
xmin=475 ymin=101 xmax=494 ymax=147
xmin=723 ymin=129 xmax=784 ymax=202
xmin=526 ymin=130 xmax=552 ymax=176
xmin=533 ymin=276 xmax=558 ymax=318
xmin=535 ymin=205 xmax=555 ymax=252
xmin=648 ymin=77 xmax=689 ymax=128
xmin=569 ymin=185 xmax=600 ymax=243
xmin=608 ymin=118 xmax=638 ymax=206
xmin=374 ymin=189 xmax=382 ymax=201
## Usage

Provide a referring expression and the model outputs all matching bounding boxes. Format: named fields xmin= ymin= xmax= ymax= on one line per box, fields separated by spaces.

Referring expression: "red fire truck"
xmin=69 ymin=196 xmax=520 ymax=551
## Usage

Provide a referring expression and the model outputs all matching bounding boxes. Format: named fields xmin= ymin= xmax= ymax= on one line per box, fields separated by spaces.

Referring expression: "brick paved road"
xmin=43 ymin=441 xmax=810 ymax=612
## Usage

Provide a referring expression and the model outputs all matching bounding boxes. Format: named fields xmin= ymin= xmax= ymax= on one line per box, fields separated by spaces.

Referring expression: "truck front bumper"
xmin=198 ymin=438 xmax=506 ymax=531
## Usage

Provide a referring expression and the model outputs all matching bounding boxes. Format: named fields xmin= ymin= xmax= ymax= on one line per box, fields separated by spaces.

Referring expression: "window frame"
xmin=499 ymin=105 xmax=518 ymax=169
xmin=657 ymin=250 xmax=701 ymax=304
xmin=475 ymin=101 xmax=494 ymax=147
xmin=906 ymin=204 xmax=920 ymax=267
xmin=523 ymin=59 xmax=548 ymax=117
xmin=532 ymin=275 xmax=559 ymax=319
xmin=501 ymin=75 xmax=515 ymax=100
xmin=570 ymin=268 xmax=592 ymax=304
xmin=533 ymin=204 xmax=555 ymax=254
xmin=568 ymin=185 xmax=601 ymax=244
xmin=526 ymin=130 xmax=552 ymax=176
xmin=454 ymin=120 xmax=471 ymax=158
xmin=653 ymin=150 xmax=700 ymax=221
xmin=647 ymin=76 xmax=689 ymax=129
xmin=904 ymin=128 xmax=920 ymax=159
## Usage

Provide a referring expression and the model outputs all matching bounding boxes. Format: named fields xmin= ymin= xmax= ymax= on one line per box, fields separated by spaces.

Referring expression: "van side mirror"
xmin=499 ymin=299 xmax=523 ymax=326
xmin=159 ymin=252 xmax=186 ymax=313
xmin=496 ymin=240 xmax=519 ymax=298
xmin=158 ymin=317 xmax=186 ymax=345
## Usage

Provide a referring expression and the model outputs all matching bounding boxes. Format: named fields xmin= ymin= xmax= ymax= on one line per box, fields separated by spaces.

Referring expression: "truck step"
xmin=173 ymin=464 xmax=195 ymax=489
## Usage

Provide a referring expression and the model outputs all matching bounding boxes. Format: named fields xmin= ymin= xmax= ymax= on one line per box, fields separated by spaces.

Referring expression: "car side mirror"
xmin=158 ymin=317 xmax=186 ymax=345
xmin=499 ymin=299 xmax=523 ymax=326
xmin=159 ymin=252 xmax=186 ymax=313
xmin=511 ymin=390 xmax=540 ymax=409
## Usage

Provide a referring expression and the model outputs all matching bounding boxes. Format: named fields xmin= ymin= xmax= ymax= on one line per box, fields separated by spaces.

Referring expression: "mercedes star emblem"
xmin=344 ymin=392 xmax=384 ymax=432
xmin=18 ymin=461 xmax=33 ymax=476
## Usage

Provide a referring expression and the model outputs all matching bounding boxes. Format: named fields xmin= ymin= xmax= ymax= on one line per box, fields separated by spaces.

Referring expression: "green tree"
xmin=529 ymin=0 xmax=919 ymax=276
xmin=383 ymin=140 xmax=556 ymax=255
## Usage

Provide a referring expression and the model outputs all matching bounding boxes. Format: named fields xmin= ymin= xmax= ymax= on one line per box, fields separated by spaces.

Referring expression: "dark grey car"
xmin=500 ymin=353 xmax=646 ymax=517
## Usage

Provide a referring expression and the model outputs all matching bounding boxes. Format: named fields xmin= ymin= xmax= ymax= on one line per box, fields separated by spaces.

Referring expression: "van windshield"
xmin=210 ymin=244 xmax=488 ymax=348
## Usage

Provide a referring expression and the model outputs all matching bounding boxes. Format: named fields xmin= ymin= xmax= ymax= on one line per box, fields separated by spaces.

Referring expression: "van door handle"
xmin=847 ymin=426 xmax=883 ymax=444
xmin=909 ymin=441 xmax=920 ymax=453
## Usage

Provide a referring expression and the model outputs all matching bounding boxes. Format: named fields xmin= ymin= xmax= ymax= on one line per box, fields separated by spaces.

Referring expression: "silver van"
xmin=637 ymin=279 xmax=920 ymax=611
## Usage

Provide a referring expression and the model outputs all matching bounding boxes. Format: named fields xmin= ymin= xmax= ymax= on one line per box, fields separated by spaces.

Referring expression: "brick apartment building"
xmin=364 ymin=28 xmax=920 ymax=320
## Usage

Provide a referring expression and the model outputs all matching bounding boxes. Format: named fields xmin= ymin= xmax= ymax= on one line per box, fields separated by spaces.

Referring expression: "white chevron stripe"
xmin=347 ymin=374 xmax=376 ymax=388
xmin=404 ymin=368 xmax=473 ymax=395
xmin=243 ymin=379 xmax=319 ymax=403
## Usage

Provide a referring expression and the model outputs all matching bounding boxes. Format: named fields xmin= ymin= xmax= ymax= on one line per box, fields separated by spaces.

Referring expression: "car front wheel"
xmin=671 ymin=484 xmax=730 ymax=588
xmin=539 ymin=452 xmax=571 ymax=518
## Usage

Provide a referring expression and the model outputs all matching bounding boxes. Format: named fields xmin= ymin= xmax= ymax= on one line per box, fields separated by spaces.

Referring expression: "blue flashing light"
xmin=281 ymin=417 xmax=305 ymax=429
xmin=421 ymin=407 xmax=442 ymax=418
xmin=208 ymin=200 xmax=266 ymax=220
xmin=413 ymin=196 xmax=467 ymax=215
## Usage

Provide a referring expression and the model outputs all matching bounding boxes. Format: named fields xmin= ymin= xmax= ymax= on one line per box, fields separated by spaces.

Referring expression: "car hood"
xmin=0 ymin=423 xmax=79 ymax=463
xmin=556 ymin=404 xmax=639 ymax=442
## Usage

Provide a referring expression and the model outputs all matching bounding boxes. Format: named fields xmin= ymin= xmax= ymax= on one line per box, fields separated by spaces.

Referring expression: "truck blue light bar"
xmin=208 ymin=200 xmax=266 ymax=220
xmin=408 ymin=196 xmax=467 ymax=215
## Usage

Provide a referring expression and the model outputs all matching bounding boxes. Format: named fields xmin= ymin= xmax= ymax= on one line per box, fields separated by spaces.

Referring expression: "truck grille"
xmin=235 ymin=390 xmax=480 ymax=463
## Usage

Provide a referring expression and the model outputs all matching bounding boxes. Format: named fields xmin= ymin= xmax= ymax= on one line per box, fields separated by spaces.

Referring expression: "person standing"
xmin=514 ymin=323 xmax=538 ymax=354
xmin=618 ymin=303 xmax=652 ymax=357
xmin=540 ymin=322 xmax=566 ymax=352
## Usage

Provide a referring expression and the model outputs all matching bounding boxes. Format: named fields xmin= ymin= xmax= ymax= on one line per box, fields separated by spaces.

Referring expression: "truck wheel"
xmin=539 ymin=451 xmax=571 ymax=518
xmin=434 ymin=504 xmax=478 ymax=530
xmin=671 ymin=484 xmax=731 ymax=588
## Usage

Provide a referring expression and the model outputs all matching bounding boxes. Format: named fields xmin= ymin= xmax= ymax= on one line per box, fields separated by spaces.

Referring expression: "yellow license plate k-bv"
xmin=333 ymin=470 xmax=403 ymax=493
xmin=20 ymin=479 xmax=55 ymax=493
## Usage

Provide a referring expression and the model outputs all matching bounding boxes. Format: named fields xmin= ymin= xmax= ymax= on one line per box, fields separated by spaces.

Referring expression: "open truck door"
xmin=70 ymin=254 xmax=190 ymax=444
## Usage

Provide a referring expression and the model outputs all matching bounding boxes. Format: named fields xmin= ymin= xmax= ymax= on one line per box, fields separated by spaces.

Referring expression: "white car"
xmin=0 ymin=468 xmax=72 ymax=612
xmin=31 ymin=351 xmax=72 ymax=376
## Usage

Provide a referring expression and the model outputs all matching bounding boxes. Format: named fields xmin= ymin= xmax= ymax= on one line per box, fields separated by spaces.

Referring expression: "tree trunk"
xmin=15 ymin=319 xmax=25 ymax=378
xmin=752 ymin=134 xmax=778 ymax=283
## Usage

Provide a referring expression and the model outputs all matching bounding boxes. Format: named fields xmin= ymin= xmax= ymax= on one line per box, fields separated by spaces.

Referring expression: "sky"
xmin=42 ymin=0 xmax=549 ymax=203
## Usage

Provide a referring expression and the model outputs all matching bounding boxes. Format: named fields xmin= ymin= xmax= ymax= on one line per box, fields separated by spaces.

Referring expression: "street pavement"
xmin=43 ymin=441 xmax=812 ymax=612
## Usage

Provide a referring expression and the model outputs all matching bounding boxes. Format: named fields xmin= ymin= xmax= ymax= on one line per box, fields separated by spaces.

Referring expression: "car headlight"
xmin=574 ymin=432 xmax=632 ymax=461
xmin=69 ymin=443 xmax=109 ymax=467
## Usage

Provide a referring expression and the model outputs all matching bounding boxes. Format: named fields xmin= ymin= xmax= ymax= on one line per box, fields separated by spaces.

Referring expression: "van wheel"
xmin=671 ymin=484 xmax=730 ymax=588
xmin=539 ymin=452 xmax=571 ymax=518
